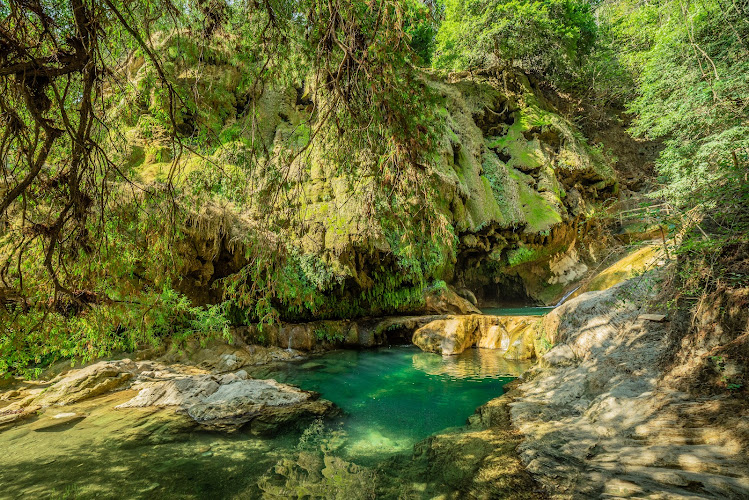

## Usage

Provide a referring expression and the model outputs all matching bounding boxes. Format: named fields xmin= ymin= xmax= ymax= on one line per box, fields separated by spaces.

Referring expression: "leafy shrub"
xmin=434 ymin=0 xmax=597 ymax=88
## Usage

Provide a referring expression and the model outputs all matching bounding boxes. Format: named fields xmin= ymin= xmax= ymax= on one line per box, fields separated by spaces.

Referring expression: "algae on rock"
xmin=119 ymin=40 xmax=618 ymax=320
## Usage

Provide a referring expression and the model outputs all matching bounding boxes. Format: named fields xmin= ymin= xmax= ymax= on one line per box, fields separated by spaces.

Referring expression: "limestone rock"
xmin=413 ymin=316 xmax=479 ymax=355
xmin=540 ymin=344 xmax=575 ymax=366
xmin=276 ymin=320 xmax=357 ymax=351
xmin=0 ymin=405 xmax=41 ymax=427
xmin=475 ymin=317 xmax=511 ymax=350
xmin=32 ymin=360 xmax=137 ymax=406
xmin=187 ymin=378 xmax=318 ymax=432
xmin=475 ymin=315 xmax=540 ymax=360
xmin=639 ymin=313 xmax=667 ymax=322
xmin=165 ymin=338 xmax=301 ymax=369
xmin=422 ymin=287 xmax=481 ymax=316
xmin=510 ymin=275 xmax=749 ymax=498
xmin=456 ymin=288 xmax=478 ymax=306
xmin=118 ymin=374 xmax=336 ymax=434
xmin=116 ymin=375 xmax=220 ymax=408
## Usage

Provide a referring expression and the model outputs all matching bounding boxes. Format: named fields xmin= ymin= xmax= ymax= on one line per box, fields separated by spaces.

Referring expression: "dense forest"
xmin=1 ymin=0 xmax=747 ymax=376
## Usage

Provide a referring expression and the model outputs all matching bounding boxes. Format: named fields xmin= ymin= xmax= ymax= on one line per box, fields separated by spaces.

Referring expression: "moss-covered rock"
xmin=118 ymin=40 xmax=618 ymax=318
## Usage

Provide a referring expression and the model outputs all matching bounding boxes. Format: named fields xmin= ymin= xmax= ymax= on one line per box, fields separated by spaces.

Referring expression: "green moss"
xmin=517 ymin=182 xmax=562 ymax=233
xmin=507 ymin=246 xmax=538 ymax=267
xmin=535 ymin=282 xmax=565 ymax=305
xmin=291 ymin=123 xmax=311 ymax=149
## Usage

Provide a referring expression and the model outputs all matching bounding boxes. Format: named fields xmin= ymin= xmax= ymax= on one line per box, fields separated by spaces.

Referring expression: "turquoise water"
xmin=248 ymin=346 xmax=529 ymax=464
xmin=480 ymin=306 xmax=554 ymax=316
xmin=0 ymin=347 xmax=530 ymax=498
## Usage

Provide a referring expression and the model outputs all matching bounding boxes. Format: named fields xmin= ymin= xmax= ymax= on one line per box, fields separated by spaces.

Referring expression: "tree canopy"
xmin=433 ymin=0 xmax=597 ymax=87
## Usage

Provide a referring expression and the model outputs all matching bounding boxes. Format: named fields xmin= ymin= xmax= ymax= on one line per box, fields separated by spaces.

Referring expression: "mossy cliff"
xmin=116 ymin=37 xmax=617 ymax=320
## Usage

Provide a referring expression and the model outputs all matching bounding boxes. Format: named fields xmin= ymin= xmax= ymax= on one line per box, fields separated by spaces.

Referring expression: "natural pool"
xmin=480 ymin=306 xmax=554 ymax=316
xmin=0 ymin=347 xmax=530 ymax=499
xmin=247 ymin=346 xmax=530 ymax=465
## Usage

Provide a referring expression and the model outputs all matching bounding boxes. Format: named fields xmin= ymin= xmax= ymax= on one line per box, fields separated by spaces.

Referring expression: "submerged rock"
xmin=0 ymin=405 xmax=41 ymax=427
xmin=380 ymin=390 xmax=541 ymax=499
xmin=259 ymin=451 xmax=376 ymax=499
xmin=28 ymin=412 xmax=86 ymax=432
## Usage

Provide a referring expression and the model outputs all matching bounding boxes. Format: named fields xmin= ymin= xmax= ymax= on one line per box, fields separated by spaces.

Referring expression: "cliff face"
xmin=117 ymin=37 xmax=617 ymax=318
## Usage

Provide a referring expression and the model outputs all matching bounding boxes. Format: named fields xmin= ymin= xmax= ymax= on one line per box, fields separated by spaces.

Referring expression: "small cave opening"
xmin=473 ymin=102 xmax=517 ymax=136
xmin=453 ymin=142 xmax=462 ymax=166
xmin=475 ymin=276 xmax=538 ymax=308
xmin=382 ymin=325 xmax=416 ymax=346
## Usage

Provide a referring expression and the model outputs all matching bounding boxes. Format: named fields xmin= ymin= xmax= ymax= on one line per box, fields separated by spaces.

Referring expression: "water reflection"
xmin=411 ymin=348 xmax=531 ymax=380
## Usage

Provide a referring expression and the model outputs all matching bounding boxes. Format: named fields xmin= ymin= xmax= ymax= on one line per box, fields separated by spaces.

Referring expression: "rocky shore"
xmin=507 ymin=275 xmax=749 ymax=498
xmin=0 ymin=354 xmax=335 ymax=435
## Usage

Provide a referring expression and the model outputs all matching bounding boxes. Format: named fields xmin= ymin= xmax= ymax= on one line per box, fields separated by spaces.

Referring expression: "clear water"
xmin=480 ymin=306 xmax=554 ymax=316
xmin=247 ymin=346 xmax=529 ymax=464
xmin=0 ymin=347 xmax=530 ymax=498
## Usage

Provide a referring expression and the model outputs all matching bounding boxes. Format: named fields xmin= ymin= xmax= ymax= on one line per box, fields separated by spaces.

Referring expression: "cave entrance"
xmin=382 ymin=324 xmax=416 ymax=346
xmin=476 ymin=275 xmax=537 ymax=308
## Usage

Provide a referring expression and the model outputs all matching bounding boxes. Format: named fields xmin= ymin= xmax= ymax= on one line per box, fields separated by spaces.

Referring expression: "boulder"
xmin=32 ymin=360 xmax=137 ymax=406
xmin=456 ymin=288 xmax=478 ymax=306
xmin=413 ymin=316 xmax=479 ymax=355
xmin=475 ymin=317 xmax=510 ymax=350
xmin=474 ymin=315 xmax=540 ymax=360
xmin=116 ymin=375 xmax=220 ymax=408
xmin=422 ymin=287 xmax=481 ymax=316
xmin=118 ymin=373 xmax=336 ymax=434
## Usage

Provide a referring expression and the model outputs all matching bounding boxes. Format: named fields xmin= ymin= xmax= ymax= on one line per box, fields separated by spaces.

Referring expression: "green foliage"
xmin=403 ymin=0 xmax=444 ymax=65
xmin=507 ymin=246 xmax=538 ymax=267
xmin=710 ymin=355 xmax=745 ymax=392
xmin=590 ymin=0 xmax=748 ymax=304
xmin=223 ymin=219 xmax=455 ymax=324
xmin=0 ymin=284 xmax=230 ymax=377
xmin=619 ymin=0 xmax=749 ymax=208
xmin=314 ymin=326 xmax=345 ymax=343
xmin=434 ymin=0 xmax=597 ymax=87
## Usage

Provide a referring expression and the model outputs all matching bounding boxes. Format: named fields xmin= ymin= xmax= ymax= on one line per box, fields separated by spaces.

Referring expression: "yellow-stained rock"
xmin=412 ymin=314 xmax=541 ymax=359
xmin=413 ymin=316 xmax=479 ymax=355
xmin=475 ymin=315 xmax=541 ymax=360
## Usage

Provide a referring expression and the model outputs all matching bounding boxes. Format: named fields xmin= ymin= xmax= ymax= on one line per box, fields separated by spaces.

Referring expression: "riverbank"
xmin=508 ymin=271 xmax=749 ymax=498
